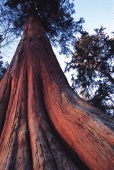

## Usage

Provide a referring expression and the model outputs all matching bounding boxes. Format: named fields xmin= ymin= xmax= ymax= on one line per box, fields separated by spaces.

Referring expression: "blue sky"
xmin=74 ymin=0 xmax=114 ymax=35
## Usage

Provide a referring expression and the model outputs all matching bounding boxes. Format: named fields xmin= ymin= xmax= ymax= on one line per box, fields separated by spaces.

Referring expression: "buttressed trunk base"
xmin=0 ymin=15 xmax=114 ymax=170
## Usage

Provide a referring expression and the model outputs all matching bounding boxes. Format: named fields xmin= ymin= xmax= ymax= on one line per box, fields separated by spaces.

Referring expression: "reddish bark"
xmin=0 ymin=15 xmax=114 ymax=170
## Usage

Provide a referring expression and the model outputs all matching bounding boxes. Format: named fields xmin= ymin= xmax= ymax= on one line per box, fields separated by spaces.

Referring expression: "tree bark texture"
xmin=0 ymin=15 xmax=114 ymax=170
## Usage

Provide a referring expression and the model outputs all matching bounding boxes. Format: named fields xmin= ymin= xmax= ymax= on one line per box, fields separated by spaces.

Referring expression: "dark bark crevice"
xmin=26 ymin=67 xmax=33 ymax=170
xmin=41 ymin=102 xmax=90 ymax=170
xmin=26 ymin=62 xmax=80 ymax=169
xmin=35 ymin=77 xmax=87 ymax=169
xmin=0 ymin=79 xmax=11 ymax=135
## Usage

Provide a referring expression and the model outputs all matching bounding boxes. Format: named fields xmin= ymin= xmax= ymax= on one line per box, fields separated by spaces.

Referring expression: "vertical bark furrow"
xmin=27 ymin=65 xmax=56 ymax=170
xmin=0 ymin=80 xmax=11 ymax=135
xmin=0 ymin=65 xmax=32 ymax=169
xmin=27 ymin=64 xmax=80 ymax=169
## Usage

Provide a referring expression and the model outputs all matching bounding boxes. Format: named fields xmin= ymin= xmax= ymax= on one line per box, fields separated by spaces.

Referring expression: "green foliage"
xmin=0 ymin=0 xmax=84 ymax=54
xmin=65 ymin=27 xmax=114 ymax=116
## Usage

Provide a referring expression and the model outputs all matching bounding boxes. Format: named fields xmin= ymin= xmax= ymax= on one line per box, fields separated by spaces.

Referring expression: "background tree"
xmin=65 ymin=27 xmax=114 ymax=116
xmin=0 ymin=1 xmax=114 ymax=170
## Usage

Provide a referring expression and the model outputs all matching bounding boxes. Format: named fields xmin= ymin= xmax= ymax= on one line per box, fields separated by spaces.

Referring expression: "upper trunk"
xmin=0 ymin=15 xmax=114 ymax=170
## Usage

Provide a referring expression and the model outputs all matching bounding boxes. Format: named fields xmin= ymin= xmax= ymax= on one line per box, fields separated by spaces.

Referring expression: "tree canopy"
xmin=0 ymin=0 xmax=84 ymax=54
xmin=65 ymin=27 xmax=114 ymax=116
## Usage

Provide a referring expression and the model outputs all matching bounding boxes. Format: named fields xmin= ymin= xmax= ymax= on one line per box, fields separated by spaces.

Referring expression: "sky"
xmin=74 ymin=0 xmax=114 ymax=34
xmin=1 ymin=0 xmax=114 ymax=83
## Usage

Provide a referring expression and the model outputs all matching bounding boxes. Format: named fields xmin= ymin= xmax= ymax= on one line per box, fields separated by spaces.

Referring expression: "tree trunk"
xmin=0 ymin=15 xmax=114 ymax=170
